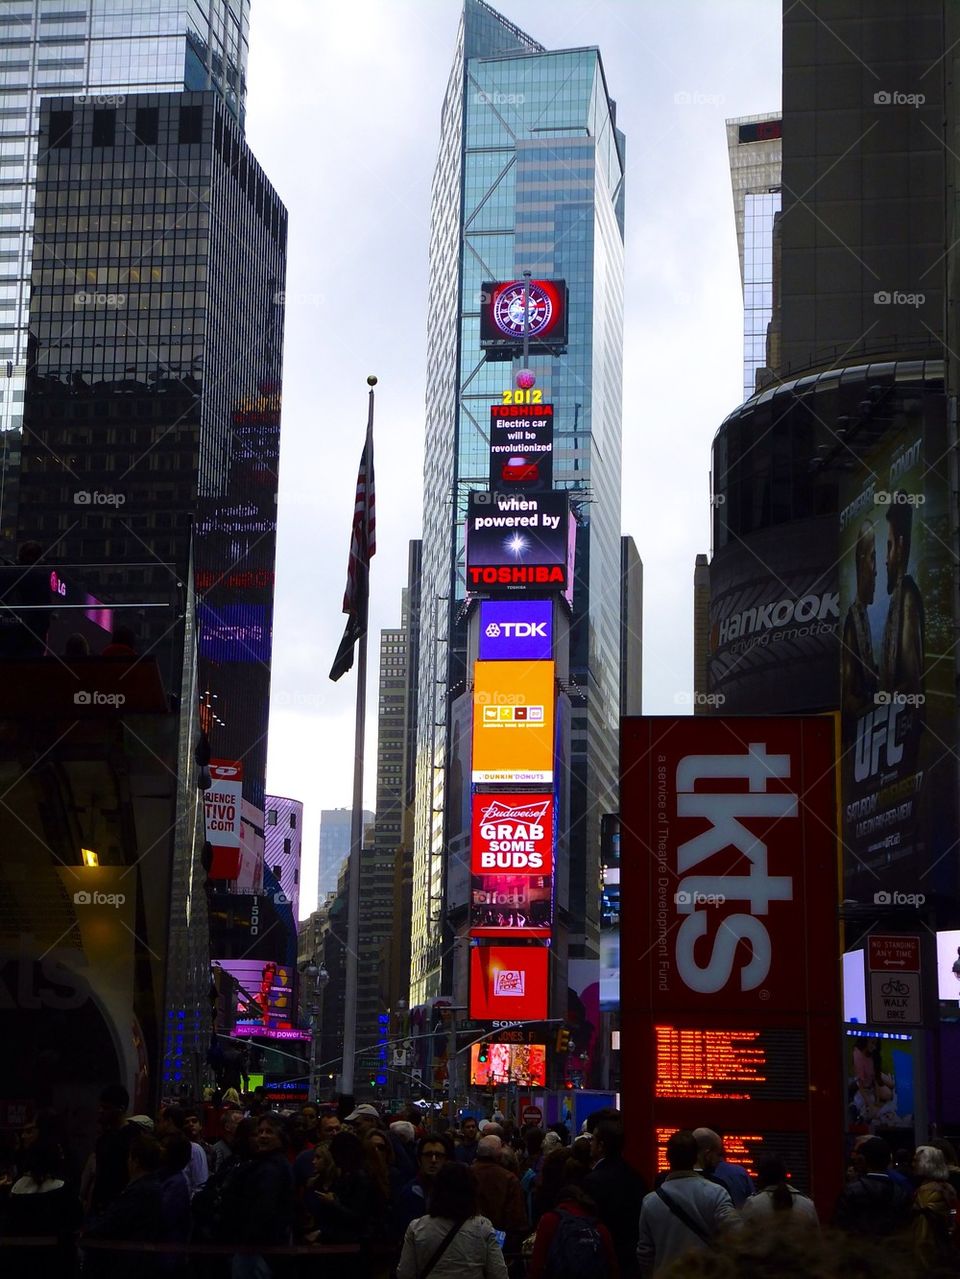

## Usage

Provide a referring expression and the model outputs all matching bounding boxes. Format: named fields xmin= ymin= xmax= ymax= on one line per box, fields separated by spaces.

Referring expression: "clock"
xmin=492 ymin=280 xmax=555 ymax=339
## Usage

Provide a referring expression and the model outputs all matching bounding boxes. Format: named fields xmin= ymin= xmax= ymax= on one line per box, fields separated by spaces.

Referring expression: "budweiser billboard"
xmin=470 ymin=795 xmax=554 ymax=939
xmin=620 ymin=716 xmax=842 ymax=1212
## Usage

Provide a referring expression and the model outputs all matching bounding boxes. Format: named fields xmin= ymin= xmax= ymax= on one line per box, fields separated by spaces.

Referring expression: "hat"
xmin=345 ymin=1103 xmax=381 ymax=1122
xmin=128 ymin=1115 xmax=155 ymax=1131
xmin=542 ymin=1131 xmax=562 ymax=1153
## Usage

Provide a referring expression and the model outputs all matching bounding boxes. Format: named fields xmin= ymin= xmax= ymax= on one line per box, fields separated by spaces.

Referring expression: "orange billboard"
xmin=472 ymin=660 xmax=554 ymax=785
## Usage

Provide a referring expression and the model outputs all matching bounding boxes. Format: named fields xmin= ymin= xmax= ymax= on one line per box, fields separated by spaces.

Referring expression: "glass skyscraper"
xmin=0 ymin=0 xmax=248 ymax=539
xmin=411 ymin=0 xmax=625 ymax=1003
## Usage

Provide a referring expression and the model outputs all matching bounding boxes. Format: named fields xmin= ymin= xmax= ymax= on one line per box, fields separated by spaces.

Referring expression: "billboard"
xmin=469 ymin=945 xmax=549 ymax=1021
xmin=479 ymin=279 xmax=568 ymax=355
xmin=470 ymin=1042 xmax=546 ymax=1087
xmin=466 ymin=492 xmax=569 ymax=595
xmin=707 ymin=516 xmax=839 ymax=713
xmin=471 ymin=794 xmax=554 ymax=875
xmin=838 ymin=410 xmax=957 ymax=905
xmin=489 ymin=403 xmax=553 ymax=491
xmin=478 ymin=600 xmax=552 ymax=662
xmin=217 ymin=959 xmax=296 ymax=1033
xmin=845 ymin=1028 xmax=916 ymax=1137
xmin=472 ymin=661 xmax=555 ymax=784
xmin=470 ymin=875 xmax=552 ymax=937
xmin=620 ymin=716 xmax=843 ymax=1208
xmin=205 ymin=760 xmax=243 ymax=880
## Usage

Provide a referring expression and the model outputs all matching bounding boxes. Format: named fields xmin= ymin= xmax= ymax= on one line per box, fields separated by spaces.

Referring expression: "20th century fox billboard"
xmin=839 ymin=400 xmax=957 ymax=906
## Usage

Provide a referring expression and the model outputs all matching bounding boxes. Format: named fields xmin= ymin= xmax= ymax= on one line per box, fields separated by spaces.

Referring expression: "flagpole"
xmin=340 ymin=378 xmax=376 ymax=1099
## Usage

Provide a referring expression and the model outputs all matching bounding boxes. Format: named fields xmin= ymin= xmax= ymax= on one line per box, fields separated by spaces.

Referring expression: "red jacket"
xmin=529 ymin=1198 xmax=620 ymax=1279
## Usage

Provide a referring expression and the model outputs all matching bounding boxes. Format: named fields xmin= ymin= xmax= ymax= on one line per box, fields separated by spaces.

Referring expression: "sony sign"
xmin=673 ymin=744 xmax=796 ymax=993
xmin=478 ymin=600 xmax=552 ymax=661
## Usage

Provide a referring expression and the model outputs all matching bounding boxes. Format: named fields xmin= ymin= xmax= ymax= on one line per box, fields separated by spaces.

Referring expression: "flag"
xmin=329 ymin=416 xmax=376 ymax=681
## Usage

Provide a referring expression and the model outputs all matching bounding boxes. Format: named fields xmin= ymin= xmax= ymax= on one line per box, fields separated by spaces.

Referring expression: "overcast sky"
xmin=245 ymin=0 xmax=782 ymax=918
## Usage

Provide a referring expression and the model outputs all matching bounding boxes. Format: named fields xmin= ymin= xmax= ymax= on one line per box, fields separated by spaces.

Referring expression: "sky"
xmin=245 ymin=0 xmax=783 ymax=918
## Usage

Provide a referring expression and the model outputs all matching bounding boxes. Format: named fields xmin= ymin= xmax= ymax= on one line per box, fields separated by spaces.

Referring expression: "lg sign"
xmin=478 ymin=601 xmax=552 ymax=661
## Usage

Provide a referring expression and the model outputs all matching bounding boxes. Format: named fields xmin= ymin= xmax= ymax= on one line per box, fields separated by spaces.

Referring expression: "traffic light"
xmin=555 ymin=1028 xmax=571 ymax=1054
xmin=478 ymin=1042 xmax=489 ymax=1063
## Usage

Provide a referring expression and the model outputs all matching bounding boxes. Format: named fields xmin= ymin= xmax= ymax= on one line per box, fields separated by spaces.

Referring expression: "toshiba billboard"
xmin=620 ymin=717 xmax=842 ymax=1212
xmin=472 ymin=661 xmax=555 ymax=784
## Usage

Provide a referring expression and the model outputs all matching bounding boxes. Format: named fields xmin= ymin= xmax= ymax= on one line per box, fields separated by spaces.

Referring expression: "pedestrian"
xmin=396 ymin=1133 xmax=455 ymax=1232
xmin=1 ymin=1134 xmax=81 ymax=1279
xmin=911 ymin=1144 xmax=958 ymax=1271
xmin=929 ymin=1137 xmax=960 ymax=1198
xmin=636 ymin=1129 xmax=740 ymax=1277
xmin=471 ymin=1134 xmax=528 ymax=1252
xmin=85 ymin=1084 xmax=137 ymax=1217
xmin=693 ymin=1128 xmax=753 ymax=1207
xmin=740 ymin=1151 xmax=818 ymax=1227
xmin=833 ymin=1135 xmax=912 ymax=1237
xmin=585 ymin=1119 xmax=646 ymax=1275
xmin=456 ymin=1116 xmax=481 ymax=1165
xmin=208 ymin=1110 xmax=244 ymax=1177
xmin=156 ymin=1132 xmax=192 ymax=1273
xmin=220 ymin=1113 xmax=294 ymax=1278
xmin=157 ymin=1106 xmax=208 ymax=1197
xmin=528 ymin=1171 xmax=618 ymax=1279
xmin=396 ymin=1160 xmax=508 ymax=1279
xmin=83 ymin=1131 xmax=164 ymax=1278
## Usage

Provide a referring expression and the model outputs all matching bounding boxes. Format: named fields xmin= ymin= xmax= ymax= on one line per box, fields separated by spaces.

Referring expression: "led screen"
xmin=216 ymin=959 xmax=296 ymax=1033
xmin=470 ymin=1042 xmax=546 ymax=1087
xmin=466 ymin=493 xmax=569 ymax=594
xmin=477 ymin=600 xmax=552 ymax=662
xmin=479 ymin=279 xmax=568 ymax=353
xmin=469 ymin=945 xmax=549 ymax=1021
xmin=472 ymin=662 xmax=555 ymax=785
xmin=489 ymin=403 xmax=553 ymax=491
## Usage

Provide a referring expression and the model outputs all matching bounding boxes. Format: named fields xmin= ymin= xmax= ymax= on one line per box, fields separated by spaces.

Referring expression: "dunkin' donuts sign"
xmin=471 ymin=794 xmax=554 ymax=875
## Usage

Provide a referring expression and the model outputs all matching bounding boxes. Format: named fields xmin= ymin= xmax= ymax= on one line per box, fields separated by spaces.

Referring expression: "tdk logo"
xmin=478 ymin=601 xmax=552 ymax=660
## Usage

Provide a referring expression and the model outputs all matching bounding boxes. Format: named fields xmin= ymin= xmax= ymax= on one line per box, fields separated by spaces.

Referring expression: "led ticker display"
xmin=654 ymin=1127 xmax=809 ymax=1193
xmin=620 ymin=716 xmax=843 ymax=1214
xmin=478 ymin=600 xmax=552 ymax=662
xmin=469 ymin=945 xmax=549 ymax=1021
xmin=655 ymin=1025 xmax=807 ymax=1103
xmin=470 ymin=1042 xmax=547 ymax=1087
xmin=479 ymin=279 xmax=568 ymax=355
xmin=489 ymin=403 xmax=553 ymax=491
xmin=466 ymin=492 xmax=569 ymax=595
xmin=472 ymin=662 xmax=555 ymax=785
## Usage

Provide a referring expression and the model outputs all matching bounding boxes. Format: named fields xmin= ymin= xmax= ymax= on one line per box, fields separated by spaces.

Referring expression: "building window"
xmin=178 ymin=104 xmax=203 ymax=145
xmin=48 ymin=109 xmax=71 ymax=148
xmin=267 ymin=809 xmax=277 ymax=825
xmin=134 ymin=107 xmax=158 ymax=146
xmin=290 ymin=811 xmax=297 ymax=829
xmin=91 ymin=109 xmax=115 ymax=147
xmin=283 ymin=837 xmax=291 ymax=855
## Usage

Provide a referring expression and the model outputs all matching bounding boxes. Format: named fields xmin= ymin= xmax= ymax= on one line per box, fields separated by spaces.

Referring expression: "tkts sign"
xmin=471 ymin=795 xmax=554 ymax=875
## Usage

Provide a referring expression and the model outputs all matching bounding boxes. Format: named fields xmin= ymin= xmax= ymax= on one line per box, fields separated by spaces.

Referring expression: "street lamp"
xmin=300 ymin=960 xmax=330 ymax=1100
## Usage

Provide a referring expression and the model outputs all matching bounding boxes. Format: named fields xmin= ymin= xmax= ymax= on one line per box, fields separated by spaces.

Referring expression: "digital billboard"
xmin=217 ymin=959 xmax=296 ymax=1033
xmin=479 ymin=279 xmax=568 ymax=355
xmin=204 ymin=760 xmax=243 ymax=880
xmin=845 ymin=1028 xmax=916 ymax=1137
xmin=470 ymin=1042 xmax=546 ymax=1087
xmin=472 ymin=662 xmax=555 ymax=785
xmin=469 ymin=945 xmax=549 ymax=1021
xmin=489 ymin=403 xmax=553 ymax=491
xmin=471 ymin=794 xmax=554 ymax=875
xmin=470 ymin=875 xmax=552 ymax=938
xmin=838 ymin=408 xmax=957 ymax=905
xmin=620 ymin=716 xmax=843 ymax=1211
xmin=466 ymin=492 xmax=569 ymax=595
xmin=478 ymin=600 xmax=552 ymax=662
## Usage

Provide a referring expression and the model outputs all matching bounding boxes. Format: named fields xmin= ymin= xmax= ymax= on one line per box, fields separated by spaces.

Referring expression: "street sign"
xmin=868 ymin=935 xmax=921 ymax=972
xmin=522 ymin=1105 xmax=542 ymax=1125
xmin=868 ymin=972 xmax=922 ymax=1025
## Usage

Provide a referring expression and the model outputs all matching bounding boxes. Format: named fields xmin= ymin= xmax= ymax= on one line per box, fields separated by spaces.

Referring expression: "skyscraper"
xmin=411 ymin=0 xmax=625 ymax=1003
xmin=0 ymin=1 xmax=250 ymax=540
xmin=318 ymin=808 xmax=373 ymax=904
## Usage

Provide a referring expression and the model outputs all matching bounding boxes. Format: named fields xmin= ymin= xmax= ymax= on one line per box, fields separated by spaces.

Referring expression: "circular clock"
xmin=493 ymin=281 xmax=554 ymax=339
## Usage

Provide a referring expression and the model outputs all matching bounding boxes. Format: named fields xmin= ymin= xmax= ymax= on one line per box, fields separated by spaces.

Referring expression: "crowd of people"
xmin=1 ymin=1086 xmax=959 ymax=1277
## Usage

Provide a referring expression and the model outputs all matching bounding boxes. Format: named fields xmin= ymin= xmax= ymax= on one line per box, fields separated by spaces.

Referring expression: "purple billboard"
xmin=478 ymin=600 xmax=552 ymax=661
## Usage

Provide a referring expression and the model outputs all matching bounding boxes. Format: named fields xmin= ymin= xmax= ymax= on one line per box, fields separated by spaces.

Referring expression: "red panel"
xmin=471 ymin=794 xmax=554 ymax=875
xmin=620 ymin=716 xmax=842 ymax=1215
xmin=469 ymin=945 xmax=549 ymax=1021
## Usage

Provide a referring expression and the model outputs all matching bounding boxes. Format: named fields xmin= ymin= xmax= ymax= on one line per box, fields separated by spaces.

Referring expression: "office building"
xmin=620 ymin=536 xmax=642 ymax=717
xmin=411 ymin=0 xmax=625 ymax=1004
xmin=318 ymin=808 xmax=373 ymax=905
xmin=265 ymin=793 xmax=303 ymax=926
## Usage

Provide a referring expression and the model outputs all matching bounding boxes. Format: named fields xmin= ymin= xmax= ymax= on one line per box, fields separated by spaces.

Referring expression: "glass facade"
xmin=742 ymin=190 xmax=780 ymax=400
xmin=412 ymin=0 xmax=625 ymax=1002
xmin=0 ymin=0 xmax=249 ymax=546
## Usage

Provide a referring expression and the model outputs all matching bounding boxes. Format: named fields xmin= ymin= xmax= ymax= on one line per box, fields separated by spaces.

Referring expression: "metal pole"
xmin=339 ymin=384 xmax=375 ymax=1097
xmin=522 ymin=269 xmax=531 ymax=368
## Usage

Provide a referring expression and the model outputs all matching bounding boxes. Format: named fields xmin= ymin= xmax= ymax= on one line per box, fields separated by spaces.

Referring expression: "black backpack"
xmin=545 ymin=1208 xmax=608 ymax=1279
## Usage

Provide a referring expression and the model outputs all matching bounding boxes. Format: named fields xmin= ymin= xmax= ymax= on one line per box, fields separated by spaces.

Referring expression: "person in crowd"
xmin=221 ymin=1088 xmax=242 ymax=1112
xmin=83 ymin=1132 xmax=164 ymax=1278
xmin=183 ymin=1108 xmax=215 ymax=1166
xmin=208 ymin=1110 xmax=243 ymax=1178
xmin=156 ymin=1133 xmax=192 ymax=1273
xmin=396 ymin=1160 xmax=508 ymax=1279
xmin=636 ymin=1129 xmax=740 ymax=1277
xmin=911 ymin=1144 xmax=958 ymax=1271
xmin=320 ymin=1112 xmax=343 ymax=1143
xmin=396 ymin=1133 xmax=455 ymax=1231
xmin=287 ymin=1110 xmax=316 ymax=1165
xmin=303 ymin=1128 xmax=384 ymax=1249
xmin=86 ymin=1084 xmax=137 ymax=1217
xmin=0 ymin=1134 xmax=82 ymax=1279
xmin=389 ymin=1119 xmax=418 ymax=1182
xmin=300 ymin=1104 xmax=320 ymax=1145
xmin=101 ymin=624 xmax=138 ymax=657
xmin=528 ymin=1167 xmax=619 ymax=1279
xmin=929 ymin=1137 xmax=960 ymax=1198
xmin=344 ymin=1103 xmax=383 ymax=1140
xmin=471 ymin=1134 xmax=528 ymax=1253
xmin=693 ymin=1128 xmax=753 ymax=1208
xmin=585 ymin=1119 xmax=647 ymax=1275
xmin=366 ymin=1127 xmax=405 ymax=1209
xmin=456 ymin=1116 xmax=481 ymax=1166
xmin=533 ymin=1147 xmax=578 ymax=1223
xmin=833 ymin=1135 xmax=913 ymax=1237
xmin=220 ymin=1113 xmax=294 ymax=1278
xmin=157 ymin=1107 xmax=208 ymax=1197
xmin=741 ymin=1151 xmax=818 ymax=1227
xmin=195 ymin=1118 xmax=258 ymax=1249
xmin=520 ymin=1127 xmax=545 ymax=1221
xmin=301 ymin=1141 xmax=337 ymax=1239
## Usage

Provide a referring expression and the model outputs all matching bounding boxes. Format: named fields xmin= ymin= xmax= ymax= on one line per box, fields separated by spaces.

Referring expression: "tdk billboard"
xmin=478 ymin=600 xmax=552 ymax=661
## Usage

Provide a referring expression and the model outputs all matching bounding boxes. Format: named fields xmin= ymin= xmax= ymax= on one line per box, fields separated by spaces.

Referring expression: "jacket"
xmin=912 ymin=1178 xmax=957 ymax=1270
xmin=833 ymin=1173 xmax=912 ymax=1236
xmin=585 ymin=1154 xmax=646 ymax=1268
xmin=636 ymin=1171 xmax=740 ymax=1277
xmin=741 ymin=1185 xmax=818 ymax=1226
xmin=529 ymin=1199 xmax=620 ymax=1279
xmin=472 ymin=1157 xmax=528 ymax=1244
xmin=396 ymin=1213 xmax=509 ymax=1279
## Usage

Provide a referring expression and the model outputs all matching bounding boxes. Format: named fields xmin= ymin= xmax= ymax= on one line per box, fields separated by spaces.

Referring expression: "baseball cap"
xmin=128 ymin=1115 xmax=155 ymax=1131
xmin=345 ymin=1103 xmax=381 ymax=1122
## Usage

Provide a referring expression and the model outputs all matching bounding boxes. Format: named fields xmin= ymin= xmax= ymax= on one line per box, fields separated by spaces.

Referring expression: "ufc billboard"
xmin=620 ymin=717 xmax=842 ymax=1213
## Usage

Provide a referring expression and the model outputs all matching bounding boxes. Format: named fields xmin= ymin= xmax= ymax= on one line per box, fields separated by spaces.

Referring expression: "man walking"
xmin=637 ymin=1130 xmax=740 ymax=1276
xmin=693 ymin=1128 xmax=753 ymax=1207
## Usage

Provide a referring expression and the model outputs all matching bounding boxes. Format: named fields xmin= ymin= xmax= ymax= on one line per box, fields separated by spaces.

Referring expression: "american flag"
xmin=329 ymin=417 xmax=376 ymax=681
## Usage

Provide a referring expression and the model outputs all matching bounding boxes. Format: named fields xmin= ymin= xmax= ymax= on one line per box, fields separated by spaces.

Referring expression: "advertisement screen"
xmin=936 ymin=931 xmax=960 ymax=1004
xmin=838 ymin=407 xmax=957 ymax=905
xmin=204 ymin=761 xmax=244 ymax=880
xmin=466 ymin=493 xmax=569 ymax=595
xmin=600 ymin=813 xmax=620 ymax=1012
xmin=469 ymin=945 xmax=549 ymax=1021
xmin=472 ymin=662 xmax=555 ymax=784
xmin=479 ymin=279 xmax=568 ymax=354
xmin=470 ymin=874 xmax=552 ymax=937
xmin=478 ymin=600 xmax=552 ymax=662
xmin=470 ymin=1042 xmax=546 ymax=1086
xmin=216 ymin=959 xmax=296 ymax=1033
xmin=489 ymin=403 xmax=553 ymax=491
xmin=845 ymin=1028 xmax=916 ymax=1136
xmin=471 ymin=794 xmax=554 ymax=875
xmin=620 ymin=716 xmax=843 ymax=1212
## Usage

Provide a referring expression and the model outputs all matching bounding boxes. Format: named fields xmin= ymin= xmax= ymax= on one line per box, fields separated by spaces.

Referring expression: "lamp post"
xmin=300 ymin=960 xmax=329 ymax=1101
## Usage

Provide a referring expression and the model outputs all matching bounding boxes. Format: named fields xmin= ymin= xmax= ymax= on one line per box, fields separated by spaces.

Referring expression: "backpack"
xmin=545 ymin=1208 xmax=607 ymax=1279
